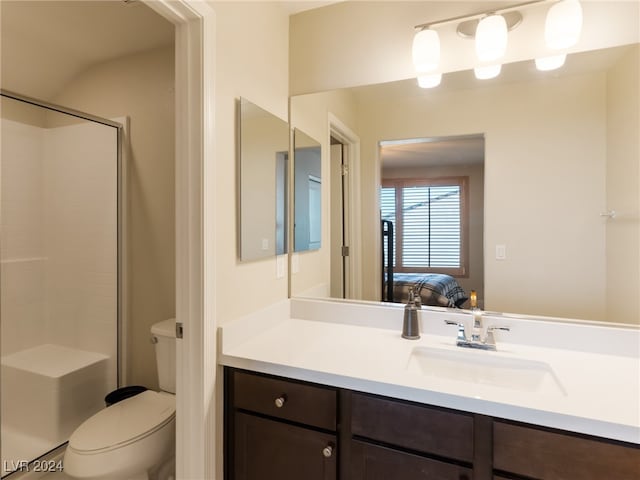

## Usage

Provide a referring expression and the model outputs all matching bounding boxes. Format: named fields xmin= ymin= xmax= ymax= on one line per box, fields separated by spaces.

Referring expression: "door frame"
xmin=142 ymin=1 xmax=216 ymax=478
xmin=328 ymin=114 xmax=362 ymax=300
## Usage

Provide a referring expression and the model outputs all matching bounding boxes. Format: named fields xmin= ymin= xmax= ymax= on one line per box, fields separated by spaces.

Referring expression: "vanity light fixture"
xmin=412 ymin=27 xmax=441 ymax=88
xmin=412 ymin=28 xmax=441 ymax=74
xmin=475 ymin=14 xmax=508 ymax=63
xmin=412 ymin=0 xmax=583 ymax=86
xmin=474 ymin=64 xmax=502 ymax=80
xmin=535 ymin=53 xmax=567 ymax=71
xmin=534 ymin=0 xmax=582 ymax=71
xmin=544 ymin=0 xmax=583 ymax=49
xmin=417 ymin=73 xmax=442 ymax=88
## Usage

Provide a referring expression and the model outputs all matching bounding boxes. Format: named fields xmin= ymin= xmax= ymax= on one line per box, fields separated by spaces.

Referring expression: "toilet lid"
xmin=69 ymin=390 xmax=175 ymax=453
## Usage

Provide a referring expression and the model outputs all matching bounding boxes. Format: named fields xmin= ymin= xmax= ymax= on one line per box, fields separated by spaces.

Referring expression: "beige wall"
xmin=606 ymin=45 xmax=640 ymax=324
xmin=212 ymin=2 xmax=291 ymax=324
xmin=289 ymin=88 xmax=360 ymax=296
xmin=53 ymin=46 xmax=176 ymax=389
xmin=357 ymin=71 xmax=609 ymax=321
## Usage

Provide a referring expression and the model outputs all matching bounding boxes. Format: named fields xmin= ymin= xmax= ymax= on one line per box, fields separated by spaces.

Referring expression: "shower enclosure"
xmin=0 ymin=92 xmax=121 ymax=476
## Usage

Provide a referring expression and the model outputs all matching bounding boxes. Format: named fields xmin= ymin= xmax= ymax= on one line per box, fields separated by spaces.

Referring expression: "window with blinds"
xmin=381 ymin=177 xmax=468 ymax=276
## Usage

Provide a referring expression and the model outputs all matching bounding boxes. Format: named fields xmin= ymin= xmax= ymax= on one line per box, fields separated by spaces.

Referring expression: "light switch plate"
xmin=496 ymin=244 xmax=506 ymax=260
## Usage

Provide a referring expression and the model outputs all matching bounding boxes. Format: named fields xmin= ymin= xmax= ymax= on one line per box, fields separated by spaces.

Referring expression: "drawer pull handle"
xmin=322 ymin=445 xmax=333 ymax=458
xmin=274 ymin=395 xmax=287 ymax=408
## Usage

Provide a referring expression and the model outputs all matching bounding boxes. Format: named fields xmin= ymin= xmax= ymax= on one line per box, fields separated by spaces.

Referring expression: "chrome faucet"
xmin=444 ymin=290 xmax=510 ymax=351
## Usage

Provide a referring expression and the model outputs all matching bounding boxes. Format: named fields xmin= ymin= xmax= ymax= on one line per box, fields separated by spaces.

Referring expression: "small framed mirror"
xmin=237 ymin=98 xmax=289 ymax=261
xmin=293 ymin=128 xmax=322 ymax=252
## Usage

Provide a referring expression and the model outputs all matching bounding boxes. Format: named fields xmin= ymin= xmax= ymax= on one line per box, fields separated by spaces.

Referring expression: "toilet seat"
xmin=68 ymin=390 xmax=175 ymax=454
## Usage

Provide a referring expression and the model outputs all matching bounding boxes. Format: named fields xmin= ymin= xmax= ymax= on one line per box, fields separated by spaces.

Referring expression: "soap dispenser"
xmin=401 ymin=290 xmax=420 ymax=340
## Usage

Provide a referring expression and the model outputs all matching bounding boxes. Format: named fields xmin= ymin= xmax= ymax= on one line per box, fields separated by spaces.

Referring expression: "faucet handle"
xmin=487 ymin=325 xmax=511 ymax=333
xmin=444 ymin=320 xmax=468 ymax=342
xmin=485 ymin=325 xmax=511 ymax=346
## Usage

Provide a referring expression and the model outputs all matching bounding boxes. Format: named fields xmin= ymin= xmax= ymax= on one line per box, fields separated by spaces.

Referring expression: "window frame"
xmin=381 ymin=176 xmax=469 ymax=277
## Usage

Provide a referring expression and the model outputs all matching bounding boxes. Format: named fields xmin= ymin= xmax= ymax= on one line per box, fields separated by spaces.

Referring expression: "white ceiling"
xmin=381 ymin=135 xmax=485 ymax=170
xmin=0 ymin=0 xmax=175 ymax=101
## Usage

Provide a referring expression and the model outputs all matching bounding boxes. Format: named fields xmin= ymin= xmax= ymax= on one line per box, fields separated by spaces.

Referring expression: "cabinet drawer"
xmin=350 ymin=440 xmax=472 ymax=480
xmin=232 ymin=370 xmax=337 ymax=431
xmin=494 ymin=420 xmax=640 ymax=480
xmin=351 ymin=393 xmax=474 ymax=462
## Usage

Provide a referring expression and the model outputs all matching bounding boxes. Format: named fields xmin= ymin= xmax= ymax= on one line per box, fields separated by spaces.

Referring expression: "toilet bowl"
xmin=64 ymin=319 xmax=176 ymax=480
xmin=64 ymin=391 xmax=175 ymax=480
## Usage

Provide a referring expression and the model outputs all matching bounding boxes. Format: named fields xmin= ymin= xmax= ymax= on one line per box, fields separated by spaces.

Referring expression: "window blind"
xmin=381 ymin=182 xmax=462 ymax=270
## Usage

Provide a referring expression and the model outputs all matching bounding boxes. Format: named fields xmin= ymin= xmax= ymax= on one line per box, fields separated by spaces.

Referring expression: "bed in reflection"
xmin=384 ymin=272 xmax=468 ymax=308
xmin=381 ymin=219 xmax=468 ymax=307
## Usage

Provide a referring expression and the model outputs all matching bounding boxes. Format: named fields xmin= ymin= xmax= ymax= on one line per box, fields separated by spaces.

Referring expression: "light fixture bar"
xmin=414 ymin=0 xmax=553 ymax=31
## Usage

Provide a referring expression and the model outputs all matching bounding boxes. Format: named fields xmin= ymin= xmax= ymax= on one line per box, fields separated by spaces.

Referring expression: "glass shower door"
xmin=1 ymin=93 xmax=119 ymax=476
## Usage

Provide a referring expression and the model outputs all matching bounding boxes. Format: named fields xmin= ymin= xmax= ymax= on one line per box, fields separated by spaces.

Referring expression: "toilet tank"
xmin=151 ymin=318 xmax=176 ymax=394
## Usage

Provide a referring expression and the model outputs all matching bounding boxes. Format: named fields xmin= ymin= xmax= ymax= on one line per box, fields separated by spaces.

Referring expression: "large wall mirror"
xmin=238 ymin=97 xmax=289 ymax=261
xmin=293 ymin=128 xmax=322 ymax=252
xmin=289 ymin=43 xmax=639 ymax=324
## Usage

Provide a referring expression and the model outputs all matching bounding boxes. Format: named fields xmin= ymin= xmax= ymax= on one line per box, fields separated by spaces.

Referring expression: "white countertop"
xmin=219 ymin=298 xmax=640 ymax=444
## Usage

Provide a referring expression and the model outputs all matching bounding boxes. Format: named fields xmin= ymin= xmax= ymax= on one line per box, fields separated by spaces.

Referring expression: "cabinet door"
xmin=350 ymin=440 xmax=473 ymax=480
xmin=233 ymin=412 xmax=336 ymax=480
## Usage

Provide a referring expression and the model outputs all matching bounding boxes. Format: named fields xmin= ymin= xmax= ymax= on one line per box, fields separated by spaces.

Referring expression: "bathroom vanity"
xmin=220 ymin=298 xmax=640 ymax=480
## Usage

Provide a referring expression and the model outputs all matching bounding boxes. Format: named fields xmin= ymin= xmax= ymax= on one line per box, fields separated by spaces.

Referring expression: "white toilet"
xmin=64 ymin=319 xmax=177 ymax=480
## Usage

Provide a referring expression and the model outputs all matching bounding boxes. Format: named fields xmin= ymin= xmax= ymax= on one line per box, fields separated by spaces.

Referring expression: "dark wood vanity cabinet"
xmin=350 ymin=440 xmax=473 ymax=480
xmin=225 ymin=368 xmax=640 ymax=480
xmin=349 ymin=392 xmax=477 ymax=480
xmin=493 ymin=420 xmax=640 ymax=480
xmin=225 ymin=369 xmax=338 ymax=480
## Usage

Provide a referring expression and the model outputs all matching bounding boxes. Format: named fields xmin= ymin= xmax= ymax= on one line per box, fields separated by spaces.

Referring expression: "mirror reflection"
xmin=381 ymin=134 xmax=484 ymax=309
xmin=293 ymin=128 xmax=322 ymax=252
xmin=289 ymin=44 xmax=639 ymax=324
xmin=238 ymin=97 xmax=289 ymax=261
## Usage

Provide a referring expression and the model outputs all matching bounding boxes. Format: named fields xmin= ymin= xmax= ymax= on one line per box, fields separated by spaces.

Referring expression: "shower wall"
xmin=1 ymin=112 xmax=47 ymax=355
xmin=1 ymin=106 xmax=117 ymax=364
xmin=1 ymin=97 xmax=118 ymax=474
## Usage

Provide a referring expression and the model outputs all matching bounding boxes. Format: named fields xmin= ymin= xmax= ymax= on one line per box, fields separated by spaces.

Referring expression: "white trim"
xmin=328 ymin=113 xmax=362 ymax=300
xmin=372 ymin=142 xmax=382 ymax=301
xmin=142 ymin=1 xmax=216 ymax=479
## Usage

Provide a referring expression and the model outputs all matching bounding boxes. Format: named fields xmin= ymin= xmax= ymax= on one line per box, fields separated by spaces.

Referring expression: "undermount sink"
xmin=406 ymin=346 xmax=567 ymax=396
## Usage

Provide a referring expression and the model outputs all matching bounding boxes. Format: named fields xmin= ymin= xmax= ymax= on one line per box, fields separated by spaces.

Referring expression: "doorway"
xmin=2 ymin=2 xmax=214 ymax=476
xmin=330 ymin=137 xmax=348 ymax=298
xmin=378 ymin=134 xmax=485 ymax=306
xmin=329 ymin=115 xmax=361 ymax=300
